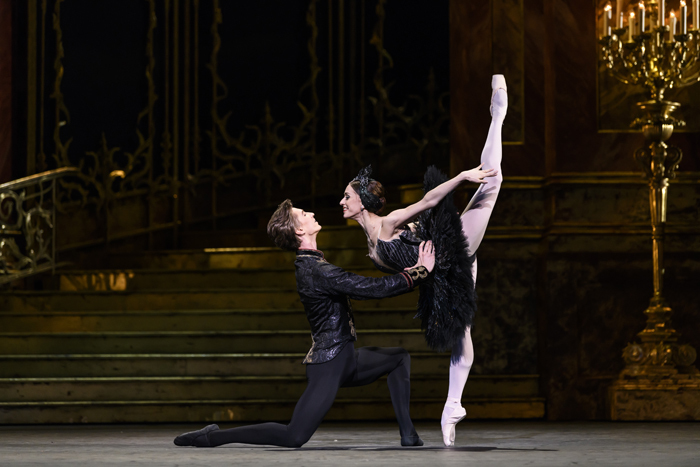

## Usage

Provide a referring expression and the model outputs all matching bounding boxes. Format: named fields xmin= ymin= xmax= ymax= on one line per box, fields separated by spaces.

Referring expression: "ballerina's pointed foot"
xmin=173 ymin=424 xmax=219 ymax=447
xmin=441 ymin=404 xmax=466 ymax=447
xmin=490 ymin=74 xmax=508 ymax=120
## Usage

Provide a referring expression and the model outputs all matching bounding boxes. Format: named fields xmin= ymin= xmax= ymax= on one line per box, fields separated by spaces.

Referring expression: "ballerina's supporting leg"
xmin=441 ymin=76 xmax=507 ymax=447
xmin=441 ymin=325 xmax=474 ymax=446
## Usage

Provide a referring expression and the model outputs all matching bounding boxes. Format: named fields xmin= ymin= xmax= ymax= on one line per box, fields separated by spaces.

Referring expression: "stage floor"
xmin=1 ymin=421 xmax=698 ymax=466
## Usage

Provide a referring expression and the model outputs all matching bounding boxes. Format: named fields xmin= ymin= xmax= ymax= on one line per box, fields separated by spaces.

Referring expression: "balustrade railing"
xmin=0 ymin=167 xmax=79 ymax=286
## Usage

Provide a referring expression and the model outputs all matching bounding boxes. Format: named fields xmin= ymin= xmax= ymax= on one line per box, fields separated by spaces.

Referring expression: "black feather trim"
xmin=414 ymin=166 xmax=477 ymax=352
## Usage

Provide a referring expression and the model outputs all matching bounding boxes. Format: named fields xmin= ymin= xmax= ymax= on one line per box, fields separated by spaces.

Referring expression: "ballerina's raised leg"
xmin=440 ymin=74 xmax=507 ymax=447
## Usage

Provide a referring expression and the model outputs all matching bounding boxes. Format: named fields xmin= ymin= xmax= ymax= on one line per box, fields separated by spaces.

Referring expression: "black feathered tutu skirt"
xmin=414 ymin=166 xmax=476 ymax=352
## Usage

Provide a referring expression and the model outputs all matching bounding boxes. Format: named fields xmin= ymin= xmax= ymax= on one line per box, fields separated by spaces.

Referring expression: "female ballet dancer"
xmin=340 ymin=75 xmax=507 ymax=447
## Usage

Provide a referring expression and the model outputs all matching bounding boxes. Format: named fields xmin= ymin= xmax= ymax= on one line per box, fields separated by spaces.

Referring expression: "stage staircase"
xmin=0 ymin=225 xmax=544 ymax=424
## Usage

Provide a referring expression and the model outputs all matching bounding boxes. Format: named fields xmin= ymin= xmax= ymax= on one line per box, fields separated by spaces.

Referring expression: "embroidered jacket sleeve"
xmin=314 ymin=261 xmax=429 ymax=300
xmin=294 ymin=249 xmax=430 ymax=364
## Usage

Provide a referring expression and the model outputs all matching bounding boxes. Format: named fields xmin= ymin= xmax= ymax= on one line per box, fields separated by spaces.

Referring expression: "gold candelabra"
xmin=600 ymin=0 xmax=700 ymax=101
xmin=599 ymin=0 xmax=700 ymax=419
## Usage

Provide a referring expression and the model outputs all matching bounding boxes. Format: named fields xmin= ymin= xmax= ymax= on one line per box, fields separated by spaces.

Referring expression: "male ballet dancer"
xmin=174 ymin=199 xmax=434 ymax=448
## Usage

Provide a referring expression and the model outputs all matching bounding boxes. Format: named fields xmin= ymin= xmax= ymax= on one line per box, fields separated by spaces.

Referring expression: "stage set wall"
xmin=4 ymin=0 xmax=700 ymax=420
xmin=450 ymin=0 xmax=700 ymax=420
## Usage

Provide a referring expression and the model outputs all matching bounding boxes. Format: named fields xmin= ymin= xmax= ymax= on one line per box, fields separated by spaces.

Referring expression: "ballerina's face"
xmin=340 ymin=183 xmax=363 ymax=219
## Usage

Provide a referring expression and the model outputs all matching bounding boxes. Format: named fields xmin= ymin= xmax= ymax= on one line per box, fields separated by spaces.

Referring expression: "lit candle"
xmin=695 ymin=0 xmax=700 ymax=30
xmin=660 ymin=0 xmax=665 ymax=26
xmin=604 ymin=3 xmax=613 ymax=36
xmin=681 ymin=0 xmax=688 ymax=34
xmin=619 ymin=11 xmax=625 ymax=29
xmin=629 ymin=11 xmax=636 ymax=40
xmin=670 ymin=10 xmax=677 ymax=41
xmin=617 ymin=0 xmax=623 ymax=23
xmin=639 ymin=2 xmax=646 ymax=32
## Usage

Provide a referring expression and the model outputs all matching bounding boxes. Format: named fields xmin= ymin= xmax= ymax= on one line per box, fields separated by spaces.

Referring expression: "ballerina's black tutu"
xmin=372 ymin=166 xmax=476 ymax=352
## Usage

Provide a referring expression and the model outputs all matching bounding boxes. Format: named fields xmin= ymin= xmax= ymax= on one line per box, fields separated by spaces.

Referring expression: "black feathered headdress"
xmin=351 ymin=165 xmax=383 ymax=212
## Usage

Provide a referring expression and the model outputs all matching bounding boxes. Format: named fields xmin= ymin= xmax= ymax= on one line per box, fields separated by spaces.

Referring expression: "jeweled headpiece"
xmin=351 ymin=165 xmax=383 ymax=212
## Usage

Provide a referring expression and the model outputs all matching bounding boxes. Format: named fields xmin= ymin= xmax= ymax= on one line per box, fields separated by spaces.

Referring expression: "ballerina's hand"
xmin=407 ymin=240 xmax=435 ymax=273
xmin=462 ymin=164 xmax=499 ymax=184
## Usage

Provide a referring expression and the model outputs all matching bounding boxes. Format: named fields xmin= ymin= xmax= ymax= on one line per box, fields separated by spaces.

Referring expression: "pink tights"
xmin=445 ymin=83 xmax=506 ymax=409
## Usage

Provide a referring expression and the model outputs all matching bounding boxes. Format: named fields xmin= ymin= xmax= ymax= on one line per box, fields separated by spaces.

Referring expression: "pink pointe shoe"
xmin=441 ymin=404 xmax=467 ymax=447
xmin=490 ymin=74 xmax=508 ymax=119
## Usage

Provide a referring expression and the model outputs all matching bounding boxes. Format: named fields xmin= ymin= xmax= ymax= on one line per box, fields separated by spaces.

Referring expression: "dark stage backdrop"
xmin=18 ymin=0 xmax=454 ymax=252
xmin=0 ymin=0 xmax=11 ymax=184
xmin=7 ymin=0 xmax=700 ymax=420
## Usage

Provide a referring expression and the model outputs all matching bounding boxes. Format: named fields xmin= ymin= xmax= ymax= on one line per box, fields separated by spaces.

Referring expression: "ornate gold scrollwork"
xmin=366 ymin=0 xmax=449 ymax=164
xmin=49 ymin=0 xmax=160 ymax=215
xmin=622 ymin=343 xmax=645 ymax=364
xmin=123 ymin=0 xmax=159 ymax=192
xmin=0 ymin=168 xmax=78 ymax=284
xmin=622 ymin=342 xmax=674 ymax=368
xmin=28 ymin=0 xmax=451 ymax=249
xmin=50 ymin=0 xmax=71 ymax=169
xmin=202 ymin=0 xmax=320 ymax=200
xmin=406 ymin=266 xmax=429 ymax=282
xmin=673 ymin=344 xmax=698 ymax=368
xmin=37 ymin=0 xmax=49 ymax=172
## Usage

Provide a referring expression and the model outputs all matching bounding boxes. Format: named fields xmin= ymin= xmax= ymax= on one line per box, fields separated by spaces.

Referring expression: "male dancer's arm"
xmin=313 ymin=262 xmax=429 ymax=300
xmin=313 ymin=241 xmax=433 ymax=300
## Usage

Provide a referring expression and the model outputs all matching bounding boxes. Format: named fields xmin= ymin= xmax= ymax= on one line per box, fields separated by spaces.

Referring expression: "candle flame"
xmin=670 ymin=11 xmax=675 ymax=18
xmin=605 ymin=4 xmax=612 ymax=11
xmin=630 ymin=11 xmax=635 ymax=18
xmin=639 ymin=2 xmax=644 ymax=9
xmin=681 ymin=0 xmax=686 ymax=7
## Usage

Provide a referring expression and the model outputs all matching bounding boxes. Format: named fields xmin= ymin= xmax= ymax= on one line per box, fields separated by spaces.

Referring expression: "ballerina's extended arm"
xmin=379 ymin=165 xmax=499 ymax=239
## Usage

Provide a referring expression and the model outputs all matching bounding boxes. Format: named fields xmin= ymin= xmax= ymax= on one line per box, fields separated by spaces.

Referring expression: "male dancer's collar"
xmin=296 ymin=249 xmax=325 ymax=260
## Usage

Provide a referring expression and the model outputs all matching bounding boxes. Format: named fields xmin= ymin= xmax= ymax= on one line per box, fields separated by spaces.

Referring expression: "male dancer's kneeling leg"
xmin=174 ymin=199 xmax=434 ymax=448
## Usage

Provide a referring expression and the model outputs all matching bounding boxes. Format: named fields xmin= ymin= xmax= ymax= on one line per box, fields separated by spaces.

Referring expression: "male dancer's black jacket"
xmin=295 ymin=248 xmax=429 ymax=364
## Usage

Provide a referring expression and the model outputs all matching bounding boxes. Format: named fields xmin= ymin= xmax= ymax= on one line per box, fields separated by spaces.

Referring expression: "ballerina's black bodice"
xmin=366 ymin=166 xmax=478 ymax=352
xmin=372 ymin=229 xmax=422 ymax=274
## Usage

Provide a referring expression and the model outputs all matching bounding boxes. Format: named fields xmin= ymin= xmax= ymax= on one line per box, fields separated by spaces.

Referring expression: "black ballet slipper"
xmin=401 ymin=435 xmax=424 ymax=447
xmin=173 ymin=424 xmax=220 ymax=447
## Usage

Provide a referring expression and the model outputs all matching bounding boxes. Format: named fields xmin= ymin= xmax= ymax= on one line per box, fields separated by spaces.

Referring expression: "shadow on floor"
xmin=263 ymin=446 xmax=558 ymax=452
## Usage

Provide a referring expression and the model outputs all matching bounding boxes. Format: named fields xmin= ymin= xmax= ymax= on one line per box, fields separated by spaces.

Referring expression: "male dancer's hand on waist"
xmin=408 ymin=240 xmax=435 ymax=273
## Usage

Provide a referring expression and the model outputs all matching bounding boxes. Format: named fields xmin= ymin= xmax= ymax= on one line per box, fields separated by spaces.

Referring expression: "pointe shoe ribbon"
xmin=441 ymin=405 xmax=467 ymax=447
xmin=490 ymin=74 xmax=508 ymax=118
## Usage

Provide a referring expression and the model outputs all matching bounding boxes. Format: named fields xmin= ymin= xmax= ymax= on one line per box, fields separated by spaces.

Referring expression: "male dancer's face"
xmin=292 ymin=207 xmax=322 ymax=236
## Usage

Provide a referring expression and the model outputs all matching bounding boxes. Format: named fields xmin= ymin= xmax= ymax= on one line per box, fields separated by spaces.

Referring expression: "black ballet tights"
xmin=207 ymin=343 xmax=418 ymax=448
